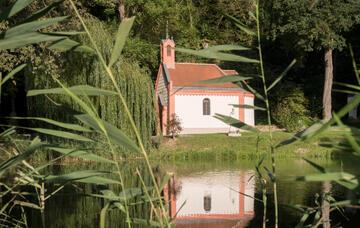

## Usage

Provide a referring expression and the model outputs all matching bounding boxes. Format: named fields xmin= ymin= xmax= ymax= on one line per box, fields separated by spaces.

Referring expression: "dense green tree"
xmin=264 ymin=0 xmax=360 ymax=120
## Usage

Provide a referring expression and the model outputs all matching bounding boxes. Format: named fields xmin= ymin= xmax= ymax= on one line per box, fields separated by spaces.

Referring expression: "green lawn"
xmin=150 ymin=128 xmax=357 ymax=161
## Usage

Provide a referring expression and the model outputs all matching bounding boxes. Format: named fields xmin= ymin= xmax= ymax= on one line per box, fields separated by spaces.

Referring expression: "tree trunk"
xmin=322 ymin=48 xmax=333 ymax=121
xmin=118 ymin=0 xmax=125 ymax=21
xmin=321 ymin=181 xmax=332 ymax=228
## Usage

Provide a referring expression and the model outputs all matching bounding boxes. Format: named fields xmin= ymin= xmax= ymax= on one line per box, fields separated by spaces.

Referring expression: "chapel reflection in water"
xmin=164 ymin=170 xmax=256 ymax=228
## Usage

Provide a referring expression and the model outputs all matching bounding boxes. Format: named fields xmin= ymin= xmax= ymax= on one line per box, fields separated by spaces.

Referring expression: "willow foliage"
xmin=28 ymin=18 xmax=157 ymax=150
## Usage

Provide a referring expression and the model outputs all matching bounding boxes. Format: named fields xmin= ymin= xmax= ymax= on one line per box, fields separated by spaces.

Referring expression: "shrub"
xmin=271 ymin=84 xmax=311 ymax=132
xmin=167 ymin=114 xmax=183 ymax=139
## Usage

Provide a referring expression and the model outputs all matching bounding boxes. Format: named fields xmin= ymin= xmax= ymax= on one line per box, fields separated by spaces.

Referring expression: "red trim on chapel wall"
xmin=172 ymin=89 xmax=254 ymax=97
xmin=239 ymin=94 xmax=245 ymax=122
xmin=169 ymin=81 xmax=175 ymax=119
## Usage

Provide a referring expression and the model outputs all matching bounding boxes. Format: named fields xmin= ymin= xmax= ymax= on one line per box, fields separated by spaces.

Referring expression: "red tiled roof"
xmin=167 ymin=63 xmax=238 ymax=88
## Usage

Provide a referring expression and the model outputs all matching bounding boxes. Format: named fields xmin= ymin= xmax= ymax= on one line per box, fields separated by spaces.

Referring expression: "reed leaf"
xmin=296 ymin=172 xmax=358 ymax=186
xmin=0 ymin=32 xmax=66 ymax=50
xmin=100 ymin=202 xmax=110 ymax=228
xmin=267 ymin=59 xmax=296 ymax=91
xmin=0 ymin=137 xmax=44 ymax=176
xmin=1 ymin=123 xmax=93 ymax=142
xmin=333 ymin=89 xmax=359 ymax=95
xmin=205 ymin=44 xmax=250 ymax=51
xmin=22 ymin=0 xmax=63 ymax=23
xmin=349 ymin=44 xmax=360 ymax=85
xmin=119 ymin=187 xmax=144 ymax=200
xmin=226 ymin=14 xmax=256 ymax=36
xmin=0 ymin=0 xmax=34 ymax=20
xmin=197 ymin=75 xmax=252 ymax=84
xmin=75 ymin=114 xmax=140 ymax=153
xmin=333 ymin=114 xmax=360 ymax=156
xmin=214 ymin=113 xmax=258 ymax=132
xmin=5 ymin=117 xmax=91 ymax=132
xmin=3 ymin=16 xmax=68 ymax=38
xmin=299 ymin=94 xmax=360 ymax=140
xmin=230 ymin=104 xmax=266 ymax=111
xmin=240 ymin=81 xmax=265 ymax=101
xmin=177 ymin=47 xmax=260 ymax=63
xmin=301 ymin=158 xmax=359 ymax=190
xmin=127 ymin=218 xmax=162 ymax=227
xmin=42 ymin=170 xmax=120 ymax=184
xmin=108 ymin=17 xmax=135 ymax=68
xmin=27 ymin=85 xmax=117 ymax=96
xmin=49 ymin=147 xmax=115 ymax=164
xmin=334 ymin=82 xmax=360 ymax=91
xmin=295 ymin=211 xmax=310 ymax=228
xmin=0 ymin=127 xmax=16 ymax=138
xmin=235 ymin=23 xmax=256 ymax=36
xmin=0 ymin=64 xmax=27 ymax=86
xmin=8 ymin=126 xmax=94 ymax=142
xmin=49 ymin=38 xmax=95 ymax=53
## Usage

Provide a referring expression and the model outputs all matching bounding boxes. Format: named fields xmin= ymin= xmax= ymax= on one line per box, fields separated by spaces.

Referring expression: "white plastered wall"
xmin=175 ymin=95 xmax=239 ymax=133
xmin=244 ymin=96 xmax=255 ymax=126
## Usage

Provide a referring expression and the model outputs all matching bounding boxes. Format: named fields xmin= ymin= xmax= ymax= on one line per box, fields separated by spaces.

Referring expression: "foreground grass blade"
xmin=75 ymin=114 xmax=140 ymax=152
xmin=0 ymin=137 xmax=44 ymax=176
xmin=108 ymin=17 xmax=135 ymax=68
xmin=214 ymin=113 xmax=258 ymax=132
xmin=27 ymin=85 xmax=117 ymax=96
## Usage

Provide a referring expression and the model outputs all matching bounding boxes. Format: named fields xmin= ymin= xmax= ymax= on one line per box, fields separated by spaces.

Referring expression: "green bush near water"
xmin=271 ymin=84 xmax=312 ymax=132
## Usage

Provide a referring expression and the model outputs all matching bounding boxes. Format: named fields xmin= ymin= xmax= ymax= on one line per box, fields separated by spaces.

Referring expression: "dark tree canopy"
xmin=266 ymin=0 xmax=360 ymax=52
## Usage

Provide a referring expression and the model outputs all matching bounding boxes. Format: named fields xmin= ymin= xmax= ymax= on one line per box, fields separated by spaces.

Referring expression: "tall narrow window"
xmin=166 ymin=45 xmax=172 ymax=56
xmin=203 ymin=98 xmax=210 ymax=115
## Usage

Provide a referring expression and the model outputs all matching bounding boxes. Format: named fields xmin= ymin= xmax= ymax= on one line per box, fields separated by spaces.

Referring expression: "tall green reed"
xmin=1 ymin=0 xmax=170 ymax=227
xmin=289 ymin=45 xmax=360 ymax=227
xmin=66 ymin=1 xmax=170 ymax=226
xmin=177 ymin=0 xmax=298 ymax=226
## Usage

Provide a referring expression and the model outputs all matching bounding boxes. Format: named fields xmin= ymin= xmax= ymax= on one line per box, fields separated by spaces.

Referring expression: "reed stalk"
xmin=255 ymin=1 xmax=278 ymax=227
xmin=68 ymin=1 xmax=170 ymax=226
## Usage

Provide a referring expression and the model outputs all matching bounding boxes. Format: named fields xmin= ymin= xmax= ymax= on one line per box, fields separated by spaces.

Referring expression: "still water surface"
xmin=31 ymin=156 xmax=360 ymax=227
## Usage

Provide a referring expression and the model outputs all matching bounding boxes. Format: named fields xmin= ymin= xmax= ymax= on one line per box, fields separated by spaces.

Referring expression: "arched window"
xmin=203 ymin=98 xmax=210 ymax=115
xmin=166 ymin=45 xmax=172 ymax=56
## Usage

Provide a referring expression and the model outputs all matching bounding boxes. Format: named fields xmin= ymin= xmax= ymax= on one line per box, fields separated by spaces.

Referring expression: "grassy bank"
xmin=150 ymin=128 xmax=358 ymax=161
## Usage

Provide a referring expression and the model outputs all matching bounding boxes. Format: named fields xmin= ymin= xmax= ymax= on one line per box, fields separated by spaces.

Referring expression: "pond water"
xmin=28 ymin=155 xmax=360 ymax=228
